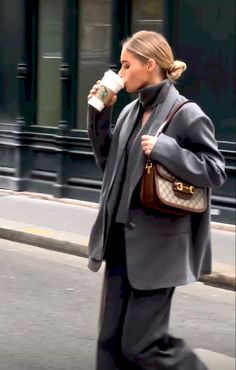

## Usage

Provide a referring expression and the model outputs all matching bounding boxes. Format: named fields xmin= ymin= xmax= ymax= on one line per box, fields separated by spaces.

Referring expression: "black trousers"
xmin=96 ymin=225 xmax=208 ymax=370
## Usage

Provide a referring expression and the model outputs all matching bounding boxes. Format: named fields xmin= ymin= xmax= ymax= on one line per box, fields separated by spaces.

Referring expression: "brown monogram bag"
xmin=140 ymin=101 xmax=207 ymax=215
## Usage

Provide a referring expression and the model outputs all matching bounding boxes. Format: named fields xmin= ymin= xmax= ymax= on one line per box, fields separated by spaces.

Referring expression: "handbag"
xmin=140 ymin=101 xmax=207 ymax=215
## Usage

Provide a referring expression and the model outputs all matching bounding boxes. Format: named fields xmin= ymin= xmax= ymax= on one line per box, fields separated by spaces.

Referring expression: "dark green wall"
xmin=164 ymin=0 xmax=236 ymax=142
xmin=164 ymin=0 xmax=236 ymax=223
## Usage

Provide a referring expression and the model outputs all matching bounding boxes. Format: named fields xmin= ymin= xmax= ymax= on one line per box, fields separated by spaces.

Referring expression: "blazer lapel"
xmin=116 ymin=99 xmax=140 ymax=162
xmin=107 ymin=99 xmax=140 ymax=193
xmin=146 ymin=84 xmax=180 ymax=136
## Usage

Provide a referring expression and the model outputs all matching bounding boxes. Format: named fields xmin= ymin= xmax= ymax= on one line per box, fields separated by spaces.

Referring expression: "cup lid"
xmin=104 ymin=70 xmax=124 ymax=88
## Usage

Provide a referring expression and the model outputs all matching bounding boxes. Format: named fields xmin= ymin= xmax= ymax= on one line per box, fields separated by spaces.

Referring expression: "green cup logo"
xmin=97 ymin=86 xmax=109 ymax=101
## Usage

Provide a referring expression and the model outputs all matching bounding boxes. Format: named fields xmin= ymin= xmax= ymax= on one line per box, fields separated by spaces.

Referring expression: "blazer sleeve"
xmin=150 ymin=103 xmax=227 ymax=188
xmin=87 ymin=105 xmax=113 ymax=172
xmin=87 ymin=102 xmax=132 ymax=172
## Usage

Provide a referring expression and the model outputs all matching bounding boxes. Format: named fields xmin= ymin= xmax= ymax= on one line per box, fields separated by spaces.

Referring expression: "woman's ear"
xmin=147 ymin=58 xmax=157 ymax=71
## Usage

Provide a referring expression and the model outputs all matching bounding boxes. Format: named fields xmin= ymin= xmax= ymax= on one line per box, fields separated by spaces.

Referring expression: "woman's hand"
xmin=141 ymin=135 xmax=157 ymax=155
xmin=87 ymin=80 xmax=117 ymax=107
xmin=87 ymin=80 xmax=101 ymax=100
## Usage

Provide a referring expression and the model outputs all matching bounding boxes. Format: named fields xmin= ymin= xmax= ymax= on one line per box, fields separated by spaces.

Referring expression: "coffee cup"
xmin=88 ymin=70 xmax=124 ymax=111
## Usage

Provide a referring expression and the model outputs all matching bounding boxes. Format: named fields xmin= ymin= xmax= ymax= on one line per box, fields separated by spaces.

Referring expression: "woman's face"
xmin=118 ymin=48 xmax=151 ymax=93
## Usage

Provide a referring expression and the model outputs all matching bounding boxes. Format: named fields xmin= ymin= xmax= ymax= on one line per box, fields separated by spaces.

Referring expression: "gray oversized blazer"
xmin=87 ymin=81 xmax=226 ymax=290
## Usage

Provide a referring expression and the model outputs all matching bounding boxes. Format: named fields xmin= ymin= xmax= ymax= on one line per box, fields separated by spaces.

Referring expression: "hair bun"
xmin=167 ymin=60 xmax=187 ymax=81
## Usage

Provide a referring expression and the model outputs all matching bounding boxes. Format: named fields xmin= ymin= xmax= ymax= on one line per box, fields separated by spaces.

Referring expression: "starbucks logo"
xmin=98 ymin=86 xmax=108 ymax=100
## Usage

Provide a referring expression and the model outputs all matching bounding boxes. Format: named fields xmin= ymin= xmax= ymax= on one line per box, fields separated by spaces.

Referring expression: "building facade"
xmin=0 ymin=0 xmax=235 ymax=224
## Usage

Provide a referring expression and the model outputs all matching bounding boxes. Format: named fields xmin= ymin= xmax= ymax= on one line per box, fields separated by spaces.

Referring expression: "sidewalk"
xmin=194 ymin=349 xmax=235 ymax=370
xmin=0 ymin=190 xmax=235 ymax=290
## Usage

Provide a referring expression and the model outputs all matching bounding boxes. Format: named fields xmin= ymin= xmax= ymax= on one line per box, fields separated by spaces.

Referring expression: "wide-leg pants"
xmin=96 ymin=226 xmax=208 ymax=370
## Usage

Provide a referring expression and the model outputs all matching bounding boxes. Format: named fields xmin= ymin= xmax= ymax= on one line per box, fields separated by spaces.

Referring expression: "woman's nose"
xmin=118 ymin=69 xmax=123 ymax=78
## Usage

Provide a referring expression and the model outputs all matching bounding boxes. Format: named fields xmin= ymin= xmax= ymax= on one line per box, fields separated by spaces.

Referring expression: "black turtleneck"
xmin=139 ymin=79 xmax=171 ymax=110
xmin=115 ymin=79 xmax=171 ymax=223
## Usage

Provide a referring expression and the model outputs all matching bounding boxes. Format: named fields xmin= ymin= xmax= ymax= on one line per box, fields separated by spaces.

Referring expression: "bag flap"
xmin=156 ymin=164 xmax=175 ymax=181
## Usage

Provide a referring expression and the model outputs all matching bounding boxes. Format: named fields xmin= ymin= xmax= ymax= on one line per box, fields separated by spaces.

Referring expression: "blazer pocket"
xmin=128 ymin=208 xmax=191 ymax=236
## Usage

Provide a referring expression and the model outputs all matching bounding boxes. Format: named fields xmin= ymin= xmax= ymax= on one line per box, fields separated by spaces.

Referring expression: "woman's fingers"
xmin=87 ymin=80 xmax=101 ymax=100
xmin=141 ymin=135 xmax=157 ymax=155
xmin=107 ymin=95 xmax=117 ymax=107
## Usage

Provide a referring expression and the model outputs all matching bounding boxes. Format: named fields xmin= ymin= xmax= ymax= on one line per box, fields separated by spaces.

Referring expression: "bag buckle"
xmin=145 ymin=161 xmax=153 ymax=174
xmin=175 ymin=181 xmax=195 ymax=194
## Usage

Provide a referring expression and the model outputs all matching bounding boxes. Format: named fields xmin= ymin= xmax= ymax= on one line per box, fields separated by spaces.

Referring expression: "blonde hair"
xmin=122 ymin=30 xmax=186 ymax=82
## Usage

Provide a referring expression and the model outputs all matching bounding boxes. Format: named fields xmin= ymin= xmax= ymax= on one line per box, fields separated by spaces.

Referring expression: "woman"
xmin=87 ymin=31 xmax=226 ymax=370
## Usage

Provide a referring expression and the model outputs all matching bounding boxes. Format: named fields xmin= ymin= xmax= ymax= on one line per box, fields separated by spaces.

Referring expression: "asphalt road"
xmin=0 ymin=239 xmax=235 ymax=370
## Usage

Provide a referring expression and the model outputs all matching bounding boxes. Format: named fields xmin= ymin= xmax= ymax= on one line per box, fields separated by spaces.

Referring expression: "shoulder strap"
xmin=154 ymin=100 xmax=193 ymax=137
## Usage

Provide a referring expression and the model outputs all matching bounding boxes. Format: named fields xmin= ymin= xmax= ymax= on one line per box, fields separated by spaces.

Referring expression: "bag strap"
xmin=154 ymin=100 xmax=193 ymax=137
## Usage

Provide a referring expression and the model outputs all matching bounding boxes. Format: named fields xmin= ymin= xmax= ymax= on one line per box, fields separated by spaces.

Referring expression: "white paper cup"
xmin=88 ymin=70 xmax=124 ymax=111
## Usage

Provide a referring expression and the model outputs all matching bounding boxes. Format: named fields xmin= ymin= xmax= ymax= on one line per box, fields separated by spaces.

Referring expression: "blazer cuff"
xmin=151 ymin=133 xmax=177 ymax=162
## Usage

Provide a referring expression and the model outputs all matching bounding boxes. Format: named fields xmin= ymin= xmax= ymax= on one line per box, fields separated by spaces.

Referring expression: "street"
xmin=0 ymin=239 xmax=235 ymax=370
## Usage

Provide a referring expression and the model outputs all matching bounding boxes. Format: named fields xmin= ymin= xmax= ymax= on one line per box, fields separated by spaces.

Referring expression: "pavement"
xmin=0 ymin=189 xmax=235 ymax=291
xmin=194 ymin=349 xmax=235 ymax=370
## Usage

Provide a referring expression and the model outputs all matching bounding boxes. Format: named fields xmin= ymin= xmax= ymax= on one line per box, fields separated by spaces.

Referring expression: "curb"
xmin=200 ymin=273 xmax=235 ymax=291
xmin=0 ymin=226 xmax=235 ymax=291
xmin=0 ymin=227 xmax=88 ymax=259
xmin=211 ymin=222 xmax=235 ymax=233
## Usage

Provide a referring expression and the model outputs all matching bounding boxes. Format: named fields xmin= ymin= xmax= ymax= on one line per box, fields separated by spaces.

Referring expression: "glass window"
xmin=0 ymin=1 xmax=21 ymax=123
xmin=132 ymin=0 xmax=163 ymax=33
xmin=37 ymin=0 xmax=63 ymax=126
xmin=77 ymin=0 xmax=111 ymax=130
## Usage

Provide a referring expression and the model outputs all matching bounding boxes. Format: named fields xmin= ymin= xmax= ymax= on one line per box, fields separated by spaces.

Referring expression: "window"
xmin=0 ymin=0 xmax=21 ymax=122
xmin=77 ymin=0 xmax=112 ymax=130
xmin=37 ymin=0 xmax=63 ymax=126
xmin=132 ymin=0 xmax=163 ymax=33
